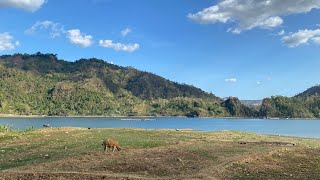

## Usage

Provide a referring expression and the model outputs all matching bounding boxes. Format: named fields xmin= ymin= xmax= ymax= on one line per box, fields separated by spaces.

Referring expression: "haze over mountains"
xmin=0 ymin=53 xmax=319 ymax=118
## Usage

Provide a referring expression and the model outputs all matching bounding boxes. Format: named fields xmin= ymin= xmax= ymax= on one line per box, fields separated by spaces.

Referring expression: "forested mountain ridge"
xmin=0 ymin=53 xmax=239 ymax=117
xmin=259 ymin=85 xmax=320 ymax=118
xmin=2 ymin=53 xmax=320 ymax=119
xmin=0 ymin=53 xmax=218 ymax=100
xmin=260 ymin=93 xmax=320 ymax=119
xmin=295 ymin=85 xmax=320 ymax=98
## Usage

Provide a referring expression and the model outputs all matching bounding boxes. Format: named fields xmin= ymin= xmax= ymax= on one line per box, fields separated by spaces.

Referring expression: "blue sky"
xmin=1 ymin=0 xmax=320 ymax=100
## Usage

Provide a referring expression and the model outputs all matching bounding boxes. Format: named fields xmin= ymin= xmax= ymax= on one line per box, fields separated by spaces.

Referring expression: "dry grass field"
xmin=1 ymin=127 xmax=320 ymax=179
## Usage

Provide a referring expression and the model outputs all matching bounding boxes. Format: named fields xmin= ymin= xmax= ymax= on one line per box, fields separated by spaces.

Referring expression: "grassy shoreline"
xmin=2 ymin=113 xmax=320 ymax=120
xmin=1 ymin=128 xmax=320 ymax=179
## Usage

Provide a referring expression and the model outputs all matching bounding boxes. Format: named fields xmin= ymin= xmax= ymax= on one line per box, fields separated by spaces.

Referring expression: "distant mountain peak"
xmin=295 ymin=85 xmax=320 ymax=98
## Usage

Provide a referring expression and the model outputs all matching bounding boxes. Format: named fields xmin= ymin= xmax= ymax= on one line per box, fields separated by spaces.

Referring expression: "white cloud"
xmin=0 ymin=0 xmax=46 ymax=12
xmin=121 ymin=28 xmax=131 ymax=37
xmin=99 ymin=40 xmax=139 ymax=52
xmin=0 ymin=32 xmax=19 ymax=51
xmin=257 ymin=81 xmax=261 ymax=85
xmin=188 ymin=0 xmax=320 ymax=33
xmin=25 ymin=21 xmax=141 ymax=51
xmin=66 ymin=29 xmax=93 ymax=48
xmin=282 ymin=29 xmax=320 ymax=47
xmin=312 ymin=36 xmax=320 ymax=44
xmin=277 ymin=30 xmax=285 ymax=36
xmin=225 ymin=78 xmax=237 ymax=83
xmin=25 ymin=20 xmax=65 ymax=38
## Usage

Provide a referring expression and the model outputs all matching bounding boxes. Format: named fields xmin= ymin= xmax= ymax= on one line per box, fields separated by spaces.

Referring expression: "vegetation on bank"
xmin=1 ymin=128 xmax=320 ymax=179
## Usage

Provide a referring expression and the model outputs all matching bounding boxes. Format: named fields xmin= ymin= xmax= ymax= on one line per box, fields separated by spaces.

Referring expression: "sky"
xmin=0 ymin=0 xmax=320 ymax=100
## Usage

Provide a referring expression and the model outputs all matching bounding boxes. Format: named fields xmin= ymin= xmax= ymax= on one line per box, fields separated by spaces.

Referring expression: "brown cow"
xmin=102 ymin=138 xmax=121 ymax=153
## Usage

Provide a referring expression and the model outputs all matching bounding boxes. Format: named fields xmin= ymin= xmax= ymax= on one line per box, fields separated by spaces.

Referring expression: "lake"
xmin=1 ymin=117 xmax=320 ymax=138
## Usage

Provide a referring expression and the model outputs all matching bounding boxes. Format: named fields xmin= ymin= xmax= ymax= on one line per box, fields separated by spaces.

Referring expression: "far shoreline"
xmin=3 ymin=126 xmax=320 ymax=139
xmin=0 ymin=114 xmax=320 ymax=120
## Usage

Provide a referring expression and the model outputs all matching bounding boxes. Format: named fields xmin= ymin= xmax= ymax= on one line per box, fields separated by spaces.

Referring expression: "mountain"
xmin=260 ymin=86 xmax=320 ymax=118
xmin=8 ymin=53 xmax=320 ymax=119
xmin=295 ymin=85 xmax=320 ymax=97
xmin=0 ymin=53 xmax=233 ymax=117
xmin=222 ymin=97 xmax=258 ymax=117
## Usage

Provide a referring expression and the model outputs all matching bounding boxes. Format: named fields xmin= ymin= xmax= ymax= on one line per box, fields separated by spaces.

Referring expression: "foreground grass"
xmin=1 ymin=128 xmax=320 ymax=179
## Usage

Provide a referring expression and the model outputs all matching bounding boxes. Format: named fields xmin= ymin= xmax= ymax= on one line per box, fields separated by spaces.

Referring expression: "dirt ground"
xmin=1 ymin=128 xmax=320 ymax=179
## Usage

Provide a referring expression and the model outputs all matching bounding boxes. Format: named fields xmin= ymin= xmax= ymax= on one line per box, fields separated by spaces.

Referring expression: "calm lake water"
xmin=1 ymin=117 xmax=320 ymax=138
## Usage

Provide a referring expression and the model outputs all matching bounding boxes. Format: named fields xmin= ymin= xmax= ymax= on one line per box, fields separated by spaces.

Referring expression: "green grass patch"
xmin=0 ymin=149 xmax=72 ymax=170
xmin=0 ymin=124 xmax=12 ymax=132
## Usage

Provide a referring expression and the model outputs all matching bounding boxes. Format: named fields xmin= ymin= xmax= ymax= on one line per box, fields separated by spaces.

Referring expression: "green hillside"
xmin=3 ymin=53 xmax=320 ymax=119
xmin=259 ymin=95 xmax=320 ymax=118
xmin=0 ymin=53 xmax=233 ymax=117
